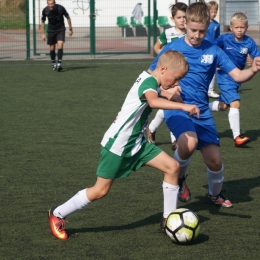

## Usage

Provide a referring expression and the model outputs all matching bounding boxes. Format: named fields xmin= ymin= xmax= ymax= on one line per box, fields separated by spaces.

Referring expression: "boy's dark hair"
xmin=169 ymin=2 xmax=188 ymax=18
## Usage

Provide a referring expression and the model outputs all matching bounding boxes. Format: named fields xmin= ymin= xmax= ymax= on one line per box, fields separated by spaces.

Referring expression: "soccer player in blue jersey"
xmin=209 ymin=12 xmax=260 ymax=147
xmin=148 ymin=1 xmax=260 ymax=208
xmin=205 ymin=1 xmax=220 ymax=98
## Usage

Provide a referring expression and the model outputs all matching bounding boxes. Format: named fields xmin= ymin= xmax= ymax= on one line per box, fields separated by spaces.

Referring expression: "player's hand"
xmin=170 ymin=94 xmax=183 ymax=103
xmin=246 ymin=54 xmax=253 ymax=67
xmin=68 ymin=30 xmax=73 ymax=36
xmin=42 ymin=34 xmax=46 ymax=41
xmin=251 ymin=56 xmax=260 ymax=72
xmin=183 ymin=104 xmax=200 ymax=118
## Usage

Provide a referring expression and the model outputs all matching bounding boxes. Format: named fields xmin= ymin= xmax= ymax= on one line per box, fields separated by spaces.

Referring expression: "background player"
xmin=209 ymin=12 xmax=260 ymax=146
xmin=148 ymin=1 xmax=260 ymax=208
xmin=48 ymin=50 xmax=200 ymax=240
xmin=146 ymin=2 xmax=187 ymax=150
xmin=41 ymin=0 xmax=73 ymax=71
xmin=205 ymin=1 xmax=220 ymax=98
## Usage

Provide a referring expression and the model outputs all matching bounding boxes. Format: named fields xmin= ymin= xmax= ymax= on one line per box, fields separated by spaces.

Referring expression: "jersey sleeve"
xmin=215 ymin=24 xmax=220 ymax=39
xmin=214 ymin=34 xmax=224 ymax=49
xmin=61 ymin=6 xmax=70 ymax=19
xmin=249 ymin=39 xmax=260 ymax=58
xmin=216 ymin=46 xmax=236 ymax=74
xmin=41 ymin=8 xmax=46 ymax=22
xmin=138 ymin=77 xmax=158 ymax=97
xmin=159 ymin=31 xmax=167 ymax=46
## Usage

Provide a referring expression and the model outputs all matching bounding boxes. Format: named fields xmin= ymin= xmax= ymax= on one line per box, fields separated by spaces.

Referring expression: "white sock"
xmin=170 ymin=132 xmax=176 ymax=142
xmin=209 ymin=101 xmax=220 ymax=111
xmin=208 ymin=75 xmax=215 ymax=92
xmin=207 ymin=165 xmax=224 ymax=196
xmin=53 ymin=189 xmax=91 ymax=218
xmin=228 ymin=108 xmax=240 ymax=139
xmin=162 ymin=181 xmax=179 ymax=218
xmin=173 ymin=147 xmax=190 ymax=179
xmin=149 ymin=109 xmax=164 ymax=133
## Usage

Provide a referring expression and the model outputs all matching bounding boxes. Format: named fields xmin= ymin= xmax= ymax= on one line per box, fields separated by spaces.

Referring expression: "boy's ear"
xmin=160 ymin=65 xmax=167 ymax=74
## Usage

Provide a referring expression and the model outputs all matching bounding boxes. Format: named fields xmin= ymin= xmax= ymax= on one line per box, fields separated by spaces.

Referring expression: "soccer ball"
xmin=165 ymin=208 xmax=200 ymax=244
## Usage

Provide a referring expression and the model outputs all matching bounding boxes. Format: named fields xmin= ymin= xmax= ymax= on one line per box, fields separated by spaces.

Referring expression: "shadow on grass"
xmin=67 ymin=211 xmax=210 ymax=244
xmin=60 ymin=66 xmax=98 ymax=72
xmin=67 ymin=212 xmax=162 ymax=235
xmin=218 ymin=129 xmax=260 ymax=142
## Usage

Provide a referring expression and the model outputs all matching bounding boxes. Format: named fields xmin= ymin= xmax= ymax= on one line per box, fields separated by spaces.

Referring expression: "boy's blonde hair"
xmin=186 ymin=1 xmax=210 ymax=25
xmin=230 ymin=12 xmax=248 ymax=26
xmin=207 ymin=1 xmax=218 ymax=10
xmin=157 ymin=50 xmax=189 ymax=73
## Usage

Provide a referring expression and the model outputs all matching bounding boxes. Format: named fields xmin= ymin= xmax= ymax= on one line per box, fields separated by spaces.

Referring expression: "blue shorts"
xmin=218 ymin=83 xmax=240 ymax=105
xmin=164 ymin=110 xmax=220 ymax=150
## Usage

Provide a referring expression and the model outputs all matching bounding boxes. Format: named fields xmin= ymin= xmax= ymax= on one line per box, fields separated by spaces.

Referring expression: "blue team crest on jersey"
xmin=201 ymin=54 xmax=213 ymax=64
xmin=240 ymin=47 xmax=248 ymax=55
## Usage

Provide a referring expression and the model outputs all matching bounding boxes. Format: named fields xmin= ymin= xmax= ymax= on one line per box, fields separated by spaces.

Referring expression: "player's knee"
xmin=230 ymin=101 xmax=240 ymax=109
xmin=178 ymin=138 xmax=197 ymax=158
xmin=205 ymin=157 xmax=222 ymax=171
xmin=165 ymin=159 xmax=180 ymax=177
xmin=219 ymin=102 xmax=227 ymax=111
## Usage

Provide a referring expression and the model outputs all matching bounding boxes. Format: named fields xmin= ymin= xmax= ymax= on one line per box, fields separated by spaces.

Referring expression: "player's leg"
xmin=174 ymin=131 xmax=197 ymax=202
xmin=56 ymin=31 xmax=65 ymax=71
xmin=48 ymin=177 xmax=113 ymax=240
xmin=229 ymin=100 xmax=250 ymax=146
xmin=56 ymin=40 xmax=64 ymax=71
xmin=146 ymin=109 xmax=164 ymax=144
xmin=48 ymin=147 xmax=124 ymax=240
xmin=165 ymin=110 xmax=198 ymax=202
xmin=200 ymin=144 xmax=232 ymax=207
xmin=208 ymin=74 xmax=219 ymax=98
xmin=47 ymin=32 xmax=57 ymax=70
xmin=144 ymin=149 xmax=180 ymax=229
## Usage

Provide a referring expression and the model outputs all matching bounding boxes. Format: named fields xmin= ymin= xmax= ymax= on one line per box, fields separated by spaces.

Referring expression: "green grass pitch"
xmin=1 ymin=60 xmax=260 ymax=259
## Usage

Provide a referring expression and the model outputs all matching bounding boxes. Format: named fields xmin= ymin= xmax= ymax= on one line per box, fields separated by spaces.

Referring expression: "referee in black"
xmin=41 ymin=0 xmax=73 ymax=71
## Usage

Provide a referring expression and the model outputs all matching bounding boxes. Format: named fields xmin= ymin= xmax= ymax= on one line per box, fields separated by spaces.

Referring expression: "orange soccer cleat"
xmin=48 ymin=207 xmax=68 ymax=240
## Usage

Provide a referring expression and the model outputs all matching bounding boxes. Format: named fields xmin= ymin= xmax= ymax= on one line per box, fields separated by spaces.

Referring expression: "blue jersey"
xmin=149 ymin=37 xmax=236 ymax=117
xmin=215 ymin=33 xmax=260 ymax=87
xmin=205 ymin=20 xmax=220 ymax=43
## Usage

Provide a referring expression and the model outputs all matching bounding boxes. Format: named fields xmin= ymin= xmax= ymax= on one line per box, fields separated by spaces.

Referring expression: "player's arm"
xmin=154 ymin=41 xmax=163 ymax=54
xmin=41 ymin=11 xmax=46 ymax=41
xmin=144 ymin=90 xmax=200 ymax=118
xmin=229 ymin=57 xmax=260 ymax=82
xmin=67 ymin=17 xmax=73 ymax=36
xmin=246 ymin=54 xmax=253 ymax=67
xmin=160 ymin=86 xmax=183 ymax=103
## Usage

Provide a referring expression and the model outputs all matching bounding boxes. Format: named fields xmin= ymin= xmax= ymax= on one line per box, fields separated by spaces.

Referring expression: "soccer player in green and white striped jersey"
xmin=153 ymin=2 xmax=187 ymax=55
xmin=48 ymin=50 xmax=200 ymax=240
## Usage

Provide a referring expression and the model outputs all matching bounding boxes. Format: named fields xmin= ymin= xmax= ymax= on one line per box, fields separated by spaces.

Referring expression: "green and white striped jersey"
xmin=159 ymin=27 xmax=185 ymax=46
xmin=101 ymin=71 xmax=159 ymax=157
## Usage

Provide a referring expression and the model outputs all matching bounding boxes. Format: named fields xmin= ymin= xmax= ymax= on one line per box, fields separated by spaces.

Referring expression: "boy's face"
xmin=185 ymin=20 xmax=208 ymax=47
xmin=171 ymin=10 xmax=186 ymax=30
xmin=230 ymin=20 xmax=248 ymax=41
xmin=160 ymin=66 xmax=186 ymax=89
xmin=209 ymin=8 xmax=218 ymax=21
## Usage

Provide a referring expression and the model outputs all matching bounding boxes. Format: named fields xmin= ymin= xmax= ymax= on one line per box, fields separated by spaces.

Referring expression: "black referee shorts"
xmin=47 ymin=30 xmax=65 ymax=45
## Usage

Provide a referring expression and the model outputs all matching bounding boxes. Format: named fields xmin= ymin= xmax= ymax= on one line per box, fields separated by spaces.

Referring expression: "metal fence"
xmin=0 ymin=0 xmax=259 ymax=60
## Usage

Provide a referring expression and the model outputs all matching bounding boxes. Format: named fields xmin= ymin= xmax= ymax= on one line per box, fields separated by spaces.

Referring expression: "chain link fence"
xmin=0 ymin=0 xmax=259 ymax=60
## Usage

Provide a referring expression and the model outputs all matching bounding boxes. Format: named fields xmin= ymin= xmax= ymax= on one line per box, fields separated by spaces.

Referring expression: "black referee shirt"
xmin=41 ymin=4 xmax=70 ymax=32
